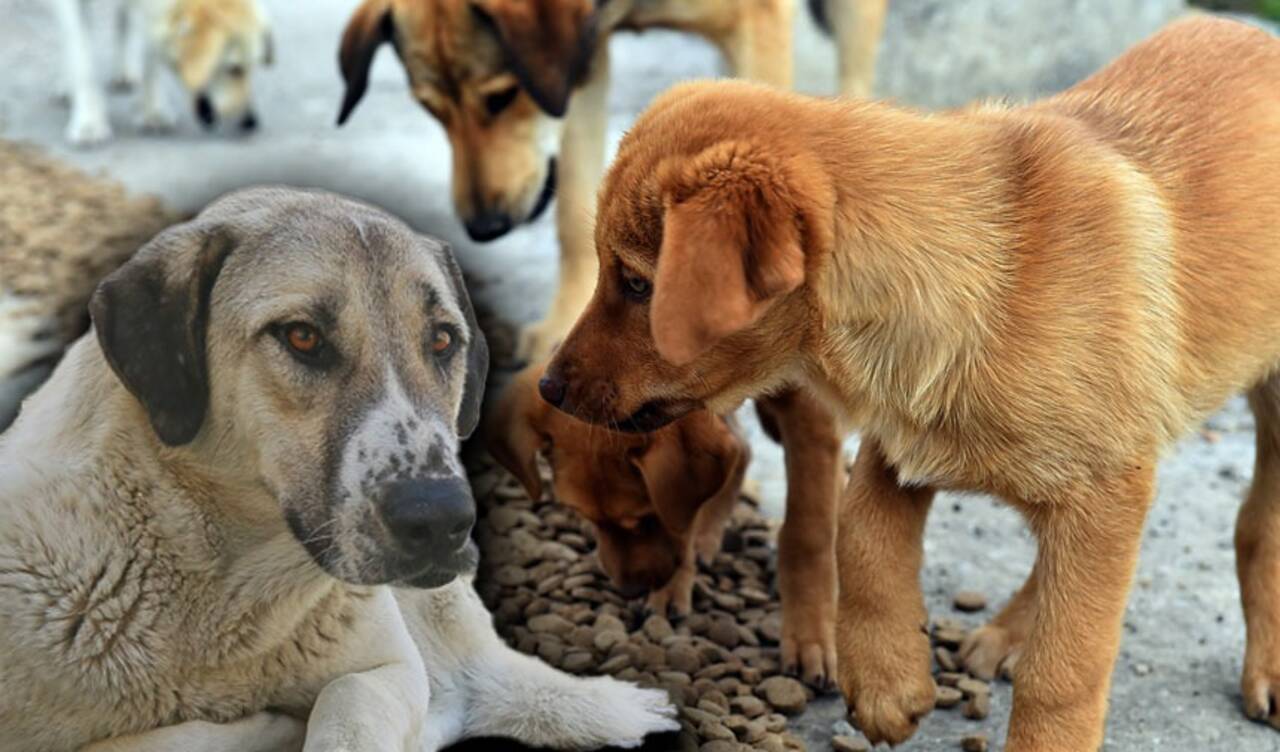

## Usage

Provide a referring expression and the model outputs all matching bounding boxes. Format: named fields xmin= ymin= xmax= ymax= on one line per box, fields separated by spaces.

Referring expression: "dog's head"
xmin=162 ymin=0 xmax=273 ymax=130
xmin=542 ymin=81 xmax=837 ymax=431
xmin=89 ymin=187 xmax=489 ymax=589
xmin=489 ymin=363 xmax=745 ymax=596
xmin=336 ymin=0 xmax=601 ymax=241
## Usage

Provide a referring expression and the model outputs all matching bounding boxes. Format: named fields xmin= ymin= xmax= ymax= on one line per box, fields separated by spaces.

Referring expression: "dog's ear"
xmin=89 ymin=222 xmax=237 ymax=447
xmin=337 ymin=0 xmax=396 ymax=125
xmin=469 ymin=0 xmax=597 ymax=117
xmin=435 ymin=243 xmax=489 ymax=439
xmin=486 ymin=365 xmax=550 ymax=500
xmin=651 ymin=142 xmax=816 ymax=366
xmin=632 ymin=413 xmax=745 ymax=534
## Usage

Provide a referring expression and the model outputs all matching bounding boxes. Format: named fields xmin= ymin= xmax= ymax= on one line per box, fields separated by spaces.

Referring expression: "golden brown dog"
xmin=336 ymin=0 xmax=886 ymax=361
xmin=488 ymin=364 xmax=844 ymax=684
xmin=541 ymin=16 xmax=1280 ymax=750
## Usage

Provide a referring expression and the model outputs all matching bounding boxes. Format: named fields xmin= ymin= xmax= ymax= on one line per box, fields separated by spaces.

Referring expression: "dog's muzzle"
xmin=379 ymin=476 xmax=478 ymax=587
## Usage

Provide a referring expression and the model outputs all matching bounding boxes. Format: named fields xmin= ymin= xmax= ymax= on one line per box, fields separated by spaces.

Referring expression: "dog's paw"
xmin=960 ymin=623 xmax=1024 ymax=682
xmin=66 ymin=108 xmax=112 ymax=147
xmin=589 ymin=680 xmax=680 ymax=748
xmin=782 ymin=631 xmax=838 ymax=691
xmin=1242 ymin=642 xmax=1280 ymax=730
xmin=845 ymin=670 xmax=936 ymax=746
xmin=838 ymin=617 xmax=935 ymax=746
xmin=645 ymin=567 xmax=695 ymax=619
xmin=137 ymin=105 xmax=178 ymax=133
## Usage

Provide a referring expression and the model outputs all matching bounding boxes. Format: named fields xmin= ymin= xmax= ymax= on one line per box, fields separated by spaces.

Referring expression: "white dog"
xmin=0 ymin=187 xmax=677 ymax=751
xmin=54 ymin=0 xmax=273 ymax=145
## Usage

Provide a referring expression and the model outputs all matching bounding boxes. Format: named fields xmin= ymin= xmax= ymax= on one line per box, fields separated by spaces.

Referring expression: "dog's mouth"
xmin=526 ymin=157 xmax=557 ymax=224
xmin=400 ymin=539 xmax=479 ymax=589
xmin=615 ymin=398 xmax=701 ymax=433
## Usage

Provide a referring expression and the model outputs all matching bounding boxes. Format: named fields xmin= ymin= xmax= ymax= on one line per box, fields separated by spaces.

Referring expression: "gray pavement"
xmin=3 ymin=0 xmax=1278 ymax=749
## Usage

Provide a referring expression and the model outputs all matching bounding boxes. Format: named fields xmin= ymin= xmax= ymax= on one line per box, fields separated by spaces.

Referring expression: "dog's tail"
xmin=808 ymin=0 xmax=832 ymax=36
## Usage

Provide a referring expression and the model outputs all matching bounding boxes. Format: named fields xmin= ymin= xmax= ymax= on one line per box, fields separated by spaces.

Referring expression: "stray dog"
xmin=0 ymin=187 xmax=676 ymax=751
xmin=335 ymin=0 xmax=885 ymax=360
xmin=54 ymin=0 xmax=272 ymax=145
xmin=541 ymin=17 xmax=1280 ymax=750
xmin=809 ymin=0 xmax=887 ymax=98
xmin=490 ymin=366 xmax=843 ymax=685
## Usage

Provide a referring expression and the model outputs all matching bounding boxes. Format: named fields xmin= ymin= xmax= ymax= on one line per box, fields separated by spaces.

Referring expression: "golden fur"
xmin=545 ymin=17 xmax=1280 ymax=749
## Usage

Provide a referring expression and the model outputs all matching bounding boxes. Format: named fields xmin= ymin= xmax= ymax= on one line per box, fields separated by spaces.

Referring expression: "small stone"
xmin=832 ymin=735 xmax=871 ymax=752
xmin=1131 ymin=661 xmax=1152 ymax=677
xmin=757 ymin=676 xmax=808 ymax=715
xmin=935 ymin=685 xmax=964 ymax=709
xmin=961 ymin=733 xmax=989 ymax=752
xmin=952 ymin=591 xmax=988 ymax=613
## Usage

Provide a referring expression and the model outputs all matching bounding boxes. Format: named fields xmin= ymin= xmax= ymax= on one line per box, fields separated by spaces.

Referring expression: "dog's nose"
xmin=195 ymin=95 xmax=216 ymax=128
xmin=464 ymin=212 xmax=513 ymax=242
xmin=380 ymin=477 xmax=476 ymax=554
xmin=240 ymin=110 xmax=259 ymax=132
xmin=538 ymin=374 xmax=566 ymax=407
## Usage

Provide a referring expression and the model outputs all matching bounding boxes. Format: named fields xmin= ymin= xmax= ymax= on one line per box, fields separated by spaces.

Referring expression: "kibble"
xmin=961 ymin=733 xmax=989 ymax=752
xmin=952 ymin=591 xmax=988 ymax=613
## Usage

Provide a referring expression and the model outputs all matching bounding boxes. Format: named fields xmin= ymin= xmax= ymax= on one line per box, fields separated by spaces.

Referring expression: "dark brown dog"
xmin=489 ymin=364 xmax=843 ymax=684
xmin=541 ymin=16 xmax=1280 ymax=751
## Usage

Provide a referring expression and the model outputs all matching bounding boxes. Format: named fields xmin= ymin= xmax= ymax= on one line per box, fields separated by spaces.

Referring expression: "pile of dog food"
xmin=470 ymin=452 xmax=1001 ymax=751
xmin=0 ymin=140 xmax=175 ymax=341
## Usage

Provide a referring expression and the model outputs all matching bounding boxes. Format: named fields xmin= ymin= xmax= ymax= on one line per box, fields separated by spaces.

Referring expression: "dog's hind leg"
xmin=80 ymin=712 xmax=305 ymax=752
xmin=959 ymin=562 xmax=1038 ymax=681
xmin=827 ymin=0 xmax=886 ymax=97
xmin=52 ymin=0 xmax=112 ymax=145
xmin=1236 ymin=374 xmax=1280 ymax=730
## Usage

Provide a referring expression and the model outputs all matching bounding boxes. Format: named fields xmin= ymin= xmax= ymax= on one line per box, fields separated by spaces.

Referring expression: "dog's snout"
xmin=195 ymin=95 xmax=216 ymax=128
xmin=538 ymin=374 xmax=567 ymax=407
xmin=464 ymin=211 xmax=514 ymax=243
xmin=380 ymin=477 xmax=476 ymax=554
xmin=240 ymin=110 xmax=259 ymax=132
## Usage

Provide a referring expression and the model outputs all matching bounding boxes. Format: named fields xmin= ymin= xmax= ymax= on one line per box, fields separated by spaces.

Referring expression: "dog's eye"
xmin=227 ymin=64 xmax=247 ymax=79
xmin=280 ymin=322 xmax=325 ymax=360
xmin=620 ymin=270 xmax=652 ymax=303
xmin=430 ymin=325 xmax=457 ymax=358
xmin=483 ymin=86 xmax=519 ymax=116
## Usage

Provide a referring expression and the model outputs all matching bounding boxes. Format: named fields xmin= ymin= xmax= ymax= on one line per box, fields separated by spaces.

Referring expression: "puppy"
xmin=540 ymin=17 xmax=1280 ymax=750
xmin=489 ymin=363 xmax=843 ymax=684
xmin=336 ymin=0 xmax=886 ymax=361
xmin=54 ymin=0 xmax=272 ymax=145
xmin=0 ymin=187 xmax=676 ymax=751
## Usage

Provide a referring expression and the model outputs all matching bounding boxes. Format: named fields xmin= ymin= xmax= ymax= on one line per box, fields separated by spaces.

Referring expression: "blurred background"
xmin=2 ymin=0 xmax=1279 ymax=749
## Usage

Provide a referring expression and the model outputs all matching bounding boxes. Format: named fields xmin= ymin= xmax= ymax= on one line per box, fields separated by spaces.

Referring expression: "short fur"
xmin=489 ymin=365 xmax=844 ymax=685
xmin=54 ymin=0 xmax=273 ymax=146
xmin=544 ymin=18 xmax=1280 ymax=750
xmin=0 ymin=187 xmax=676 ymax=751
xmin=336 ymin=0 xmax=885 ymax=361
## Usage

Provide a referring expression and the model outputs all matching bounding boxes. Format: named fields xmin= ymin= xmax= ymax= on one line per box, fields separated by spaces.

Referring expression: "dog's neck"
xmin=802 ymin=100 xmax=1019 ymax=429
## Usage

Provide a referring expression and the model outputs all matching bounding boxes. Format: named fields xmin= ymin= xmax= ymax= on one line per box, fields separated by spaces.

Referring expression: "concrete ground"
xmin=3 ymin=0 xmax=1279 ymax=749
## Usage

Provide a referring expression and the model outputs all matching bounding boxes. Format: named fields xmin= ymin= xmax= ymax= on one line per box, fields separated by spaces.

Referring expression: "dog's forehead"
xmin=398 ymin=0 xmax=506 ymax=93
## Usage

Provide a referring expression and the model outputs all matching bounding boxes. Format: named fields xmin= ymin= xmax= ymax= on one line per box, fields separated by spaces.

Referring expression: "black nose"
xmin=380 ymin=477 xmax=476 ymax=554
xmin=464 ymin=211 xmax=513 ymax=242
xmin=538 ymin=374 xmax=566 ymax=407
xmin=195 ymin=95 xmax=215 ymax=127
xmin=240 ymin=110 xmax=259 ymax=131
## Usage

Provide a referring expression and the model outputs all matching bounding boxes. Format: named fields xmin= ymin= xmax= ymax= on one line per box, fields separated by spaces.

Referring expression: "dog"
xmin=53 ymin=0 xmax=272 ymax=146
xmin=335 ymin=0 xmax=886 ymax=361
xmin=538 ymin=16 xmax=1280 ymax=750
xmin=489 ymin=366 xmax=843 ymax=685
xmin=0 ymin=186 xmax=677 ymax=751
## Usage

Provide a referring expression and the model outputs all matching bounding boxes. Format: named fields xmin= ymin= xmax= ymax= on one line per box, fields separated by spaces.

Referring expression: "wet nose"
xmin=539 ymin=374 xmax=566 ymax=407
xmin=464 ymin=211 xmax=513 ymax=242
xmin=240 ymin=110 xmax=259 ymax=132
xmin=195 ymin=94 xmax=216 ymax=128
xmin=380 ymin=476 xmax=476 ymax=555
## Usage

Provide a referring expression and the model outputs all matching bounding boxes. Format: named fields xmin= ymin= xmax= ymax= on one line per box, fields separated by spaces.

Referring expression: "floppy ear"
xmin=469 ymin=0 xmax=596 ymax=117
xmin=651 ymin=142 xmax=811 ymax=366
xmin=486 ymin=365 xmax=550 ymax=500
xmin=337 ymin=0 xmax=396 ymax=125
xmin=89 ymin=221 xmax=237 ymax=447
xmin=435 ymin=243 xmax=489 ymax=439
xmin=632 ymin=413 xmax=746 ymax=535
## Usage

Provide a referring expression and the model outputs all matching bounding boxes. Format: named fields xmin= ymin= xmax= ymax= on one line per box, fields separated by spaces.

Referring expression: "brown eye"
xmin=621 ymin=270 xmax=652 ymax=303
xmin=484 ymin=85 xmax=519 ymax=116
xmin=285 ymin=323 xmax=321 ymax=354
xmin=430 ymin=326 xmax=455 ymax=356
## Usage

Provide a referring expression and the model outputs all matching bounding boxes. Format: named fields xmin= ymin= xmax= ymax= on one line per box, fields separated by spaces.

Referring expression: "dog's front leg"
xmin=835 ymin=439 xmax=936 ymax=746
xmin=304 ymin=661 xmax=427 ymax=752
xmin=137 ymin=45 xmax=177 ymax=132
xmin=720 ymin=0 xmax=794 ymax=88
xmin=516 ymin=43 xmax=610 ymax=362
xmin=51 ymin=0 xmax=111 ymax=145
xmin=110 ymin=2 xmax=140 ymax=91
xmin=1004 ymin=467 xmax=1154 ymax=752
xmin=80 ymin=712 xmax=305 ymax=752
xmin=828 ymin=0 xmax=887 ymax=97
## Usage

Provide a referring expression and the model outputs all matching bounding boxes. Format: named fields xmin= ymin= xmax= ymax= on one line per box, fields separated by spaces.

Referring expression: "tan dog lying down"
xmin=0 ymin=188 xmax=675 ymax=751
xmin=540 ymin=17 xmax=1280 ymax=751
xmin=490 ymin=365 xmax=844 ymax=685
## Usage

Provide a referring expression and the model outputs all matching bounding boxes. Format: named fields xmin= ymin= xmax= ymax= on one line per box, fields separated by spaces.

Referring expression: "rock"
xmin=757 ymin=676 xmax=808 ymax=715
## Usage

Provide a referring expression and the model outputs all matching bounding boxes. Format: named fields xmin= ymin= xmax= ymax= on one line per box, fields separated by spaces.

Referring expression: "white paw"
xmin=137 ymin=105 xmax=177 ymax=133
xmin=66 ymin=109 xmax=112 ymax=147
xmin=109 ymin=74 xmax=137 ymax=93
xmin=590 ymin=679 xmax=680 ymax=748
